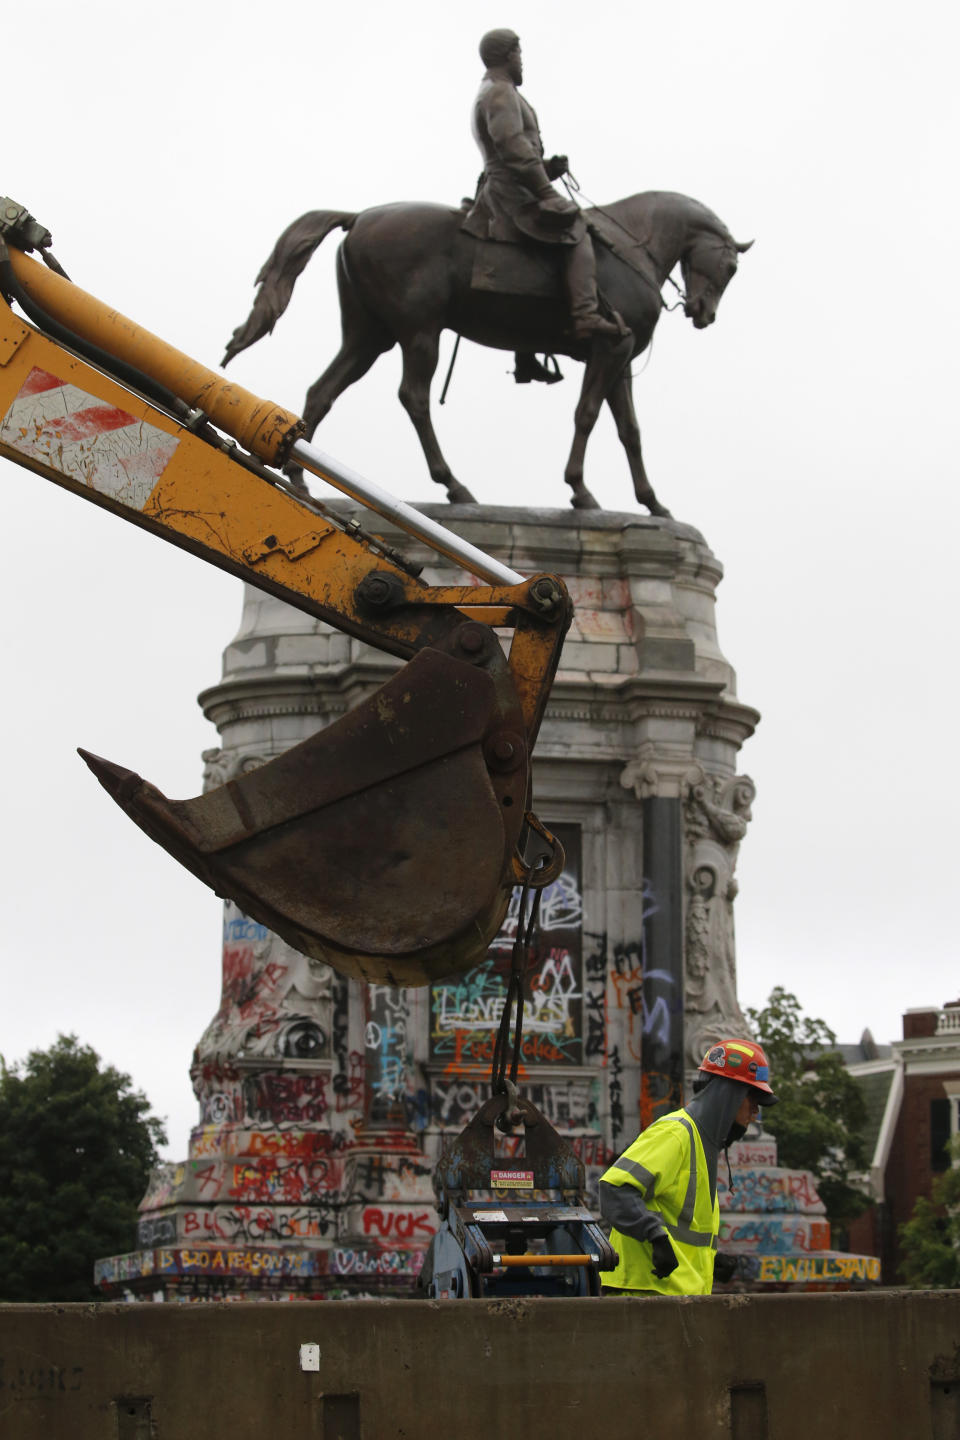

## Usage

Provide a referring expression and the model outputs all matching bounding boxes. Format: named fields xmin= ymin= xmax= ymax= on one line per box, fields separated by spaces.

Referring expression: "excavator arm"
xmin=0 ymin=202 xmax=572 ymax=986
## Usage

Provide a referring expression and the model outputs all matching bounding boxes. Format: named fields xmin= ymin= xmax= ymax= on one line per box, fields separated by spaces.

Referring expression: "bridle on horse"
xmin=563 ymin=174 xmax=740 ymax=316
xmin=561 ymin=173 xmax=688 ymax=311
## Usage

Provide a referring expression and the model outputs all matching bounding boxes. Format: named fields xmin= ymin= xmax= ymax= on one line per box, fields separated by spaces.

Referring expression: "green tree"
xmin=899 ymin=1140 xmax=960 ymax=1288
xmin=0 ymin=1034 xmax=166 ymax=1301
xmin=746 ymin=987 xmax=869 ymax=1228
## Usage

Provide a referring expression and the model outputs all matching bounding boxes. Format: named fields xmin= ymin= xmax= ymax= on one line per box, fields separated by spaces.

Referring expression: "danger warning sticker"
xmin=490 ymin=1170 xmax=534 ymax=1189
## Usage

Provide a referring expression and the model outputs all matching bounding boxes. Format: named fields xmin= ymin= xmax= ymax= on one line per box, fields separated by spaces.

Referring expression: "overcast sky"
xmin=1 ymin=0 xmax=956 ymax=1156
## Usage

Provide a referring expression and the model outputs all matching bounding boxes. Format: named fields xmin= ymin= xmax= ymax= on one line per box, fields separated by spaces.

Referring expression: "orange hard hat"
xmin=698 ymin=1039 xmax=777 ymax=1103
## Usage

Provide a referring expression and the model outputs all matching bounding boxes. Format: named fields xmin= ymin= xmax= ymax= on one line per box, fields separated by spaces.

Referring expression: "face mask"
xmin=725 ymin=1121 xmax=747 ymax=1146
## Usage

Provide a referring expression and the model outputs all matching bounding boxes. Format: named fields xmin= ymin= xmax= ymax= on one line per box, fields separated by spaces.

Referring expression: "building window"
xmin=931 ymin=1098 xmax=951 ymax=1172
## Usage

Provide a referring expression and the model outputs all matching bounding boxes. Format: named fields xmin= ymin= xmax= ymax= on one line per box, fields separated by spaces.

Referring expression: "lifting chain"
xmin=490 ymin=820 xmax=564 ymax=1124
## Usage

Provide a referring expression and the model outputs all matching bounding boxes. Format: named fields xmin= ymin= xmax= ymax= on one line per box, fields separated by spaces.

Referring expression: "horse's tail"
xmin=221 ymin=210 xmax=357 ymax=367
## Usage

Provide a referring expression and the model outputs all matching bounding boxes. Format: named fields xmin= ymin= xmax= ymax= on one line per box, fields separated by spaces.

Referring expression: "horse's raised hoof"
xmin=446 ymin=481 xmax=477 ymax=504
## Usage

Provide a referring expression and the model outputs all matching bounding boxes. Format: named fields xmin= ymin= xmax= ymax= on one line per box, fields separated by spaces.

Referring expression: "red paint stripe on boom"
xmin=19 ymin=366 xmax=66 ymax=397
xmin=34 ymin=403 xmax=138 ymax=445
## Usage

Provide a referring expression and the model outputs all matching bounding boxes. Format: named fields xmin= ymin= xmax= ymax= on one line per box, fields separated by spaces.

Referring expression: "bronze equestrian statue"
xmin=464 ymin=28 xmax=625 ymax=343
xmin=222 ymin=33 xmax=752 ymax=513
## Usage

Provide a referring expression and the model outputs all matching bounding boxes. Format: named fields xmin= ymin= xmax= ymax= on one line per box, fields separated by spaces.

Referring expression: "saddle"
xmin=469 ymin=237 xmax=563 ymax=298
xmin=468 ymin=212 xmax=648 ymax=299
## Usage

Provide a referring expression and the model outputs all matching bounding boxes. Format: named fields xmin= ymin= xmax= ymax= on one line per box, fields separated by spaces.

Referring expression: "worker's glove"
xmin=650 ymin=1234 xmax=679 ymax=1279
xmin=545 ymin=154 xmax=569 ymax=180
xmin=713 ymin=1252 xmax=739 ymax=1284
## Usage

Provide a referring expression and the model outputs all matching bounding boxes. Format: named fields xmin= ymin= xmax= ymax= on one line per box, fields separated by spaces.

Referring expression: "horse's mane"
xmin=609 ymin=191 xmax=735 ymax=242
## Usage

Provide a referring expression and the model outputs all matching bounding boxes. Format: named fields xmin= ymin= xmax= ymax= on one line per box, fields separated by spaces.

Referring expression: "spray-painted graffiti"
xmin=491 ymin=862 xmax=582 ymax=953
xmin=0 ymin=1363 xmax=84 ymax=1394
xmin=431 ymin=826 xmax=583 ymax=1068
xmin=569 ymin=1135 xmax=613 ymax=1168
xmin=583 ymin=933 xmax=607 ymax=1062
xmin=328 ymin=1248 xmax=425 ymax=1277
xmin=349 ymin=1153 xmax=435 ymax=1202
xmin=719 ymin=1168 xmax=825 ymax=1215
xmin=158 ymin=1247 xmax=326 ymax=1278
xmin=227 ymin=1157 xmax=347 ymax=1204
xmin=582 ymin=917 xmax=682 ymax=1137
xmin=366 ymin=987 xmax=411 ymax=1125
xmin=142 ymin=1149 xmax=352 ymax=1208
xmin=189 ymin=1126 xmax=351 ymax=1161
xmin=139 ymin=1163 xmax=186 ymax=1211
xmin=754 ymin=1253 xmax=881 ymax=1284
xmin=430 ymin=956 xmax=581 ymax=1068
xmin=356 ymin=1206 xmax=437 ymax=1242
xmin=191 ymin=900 xmax=334 ymax=1133
xmin=608 ymin=1046 xmax=624 ymax=1150
xmin=429 ymin=1075 xmax=599 ymax=1131
xmin=94 ymin=1252 xmax=156 ymax=1285
xmin=137 ymin=1215 xmax=177 ymax=1248
xmin=173 ymin=1204 xmax=340 ymax=1244
xmin=243 ymin=1072 xmax=331 ymax=1125
xmin=729 ymin=1138 xmax=779 ymax=1168
xmin=719 ymin=1215 xmax=831 ymax=1254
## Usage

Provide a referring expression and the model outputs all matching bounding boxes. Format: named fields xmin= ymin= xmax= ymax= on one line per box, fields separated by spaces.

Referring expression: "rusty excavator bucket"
xmin=0 ymin=217 xmax=570 ymax=989
xmin=80 ymin=642 xmax=533 ymax=987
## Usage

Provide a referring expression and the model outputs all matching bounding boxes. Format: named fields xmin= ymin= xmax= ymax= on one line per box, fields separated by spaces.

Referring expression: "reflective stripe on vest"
xmin=660 ymin=1116 xmax=717 ymax=1250
xmin=610 ymin=1155 xmax=656 ymax=1191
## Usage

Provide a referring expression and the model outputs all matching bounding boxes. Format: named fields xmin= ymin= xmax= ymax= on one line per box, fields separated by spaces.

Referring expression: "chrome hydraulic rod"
xmin=291 ymin=439 xmax=524 ymax=587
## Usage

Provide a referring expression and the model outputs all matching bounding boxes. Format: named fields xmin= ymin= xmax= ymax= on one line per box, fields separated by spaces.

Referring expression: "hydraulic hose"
xmin=0 ymin=239 xmax=197 ymax=425
xmin=3 ymin=245 xmax=303 ymax=464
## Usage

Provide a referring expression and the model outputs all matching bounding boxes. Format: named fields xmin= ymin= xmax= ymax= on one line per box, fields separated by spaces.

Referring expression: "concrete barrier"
xmin=1 ymin=1292 xmax=959 ymax=1438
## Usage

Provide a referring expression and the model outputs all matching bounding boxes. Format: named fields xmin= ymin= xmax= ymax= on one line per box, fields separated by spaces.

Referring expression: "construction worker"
xmin=598 ymin=1039 xmax=778 ymax=1296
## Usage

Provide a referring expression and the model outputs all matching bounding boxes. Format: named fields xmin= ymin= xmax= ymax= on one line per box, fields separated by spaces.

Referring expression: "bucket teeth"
xmin=78 ymin=749 xmax=142 ymax=806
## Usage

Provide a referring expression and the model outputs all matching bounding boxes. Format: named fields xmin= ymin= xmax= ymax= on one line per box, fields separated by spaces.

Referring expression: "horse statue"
xmin=223 ymin=191 xmax=751 ymax=514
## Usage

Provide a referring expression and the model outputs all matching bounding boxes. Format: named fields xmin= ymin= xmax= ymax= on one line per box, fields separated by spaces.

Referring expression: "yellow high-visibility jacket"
xmin=599 ymin=1107 xmax=719 ymax=1295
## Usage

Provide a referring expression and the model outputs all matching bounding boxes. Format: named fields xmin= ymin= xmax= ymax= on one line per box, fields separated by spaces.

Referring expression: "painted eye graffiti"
xmin=281 ymin=1021 xmax=326 ymax=1058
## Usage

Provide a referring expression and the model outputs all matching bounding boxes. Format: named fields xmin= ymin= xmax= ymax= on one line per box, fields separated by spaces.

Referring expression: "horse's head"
xmin=680 ymin=231 xmax=753 ymax=329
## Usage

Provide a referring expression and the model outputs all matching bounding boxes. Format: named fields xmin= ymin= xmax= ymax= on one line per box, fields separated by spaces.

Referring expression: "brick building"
xmin=846 ymin=1002 xmax=960 ymax=1280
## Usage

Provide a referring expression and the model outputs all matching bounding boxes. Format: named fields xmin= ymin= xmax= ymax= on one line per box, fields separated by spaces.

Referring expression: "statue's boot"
xmin=514 ymin=352 xmax=564 ymax=384
xmin=566 ymin=235 xmax=630 ymax=340
xmin=572 ymin=312 xmax=629 ymax=340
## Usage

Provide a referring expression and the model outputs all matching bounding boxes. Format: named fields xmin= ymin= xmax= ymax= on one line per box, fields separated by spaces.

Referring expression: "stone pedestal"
xmin=96 ymin=506 xmax=760 ymax=1300
xmin=717 ymin=1133 xmax=881 ymax=1290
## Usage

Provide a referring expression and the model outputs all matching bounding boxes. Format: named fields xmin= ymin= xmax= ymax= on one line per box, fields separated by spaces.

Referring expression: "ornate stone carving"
xmin=682 ymin=774 xmax=755 ymax=1067
xmin=200 ymin=747 xmax=269 ymax=793
xmin=191 ymin=900 xmax=334 ymax=1081
xmin=621 ymin=757 xmax=704 ymax=801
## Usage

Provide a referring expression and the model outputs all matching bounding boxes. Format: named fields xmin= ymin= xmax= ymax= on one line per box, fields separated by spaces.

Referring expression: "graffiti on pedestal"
xmin=365 ymin=985 xmax=412 ymax=1125
xmin=158 ymin=1246 xmax=326 ymax=1278
xmin=191 ymin=897 xmax=337 ymax=1139
xmin=750 ymin=1254 xmax=881 ymax=1284
xmin=429 ymin=825 xmax=583 ymax=1069
xmin=718 ymin=1167 xmax=826 ymax=1216
xmin=718 ymin=1214 xmax=831 ymax=1254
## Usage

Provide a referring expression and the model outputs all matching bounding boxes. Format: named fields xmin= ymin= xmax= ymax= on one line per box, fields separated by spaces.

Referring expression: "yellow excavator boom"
xmin=0 ymin=205 xmax=572 ymax=986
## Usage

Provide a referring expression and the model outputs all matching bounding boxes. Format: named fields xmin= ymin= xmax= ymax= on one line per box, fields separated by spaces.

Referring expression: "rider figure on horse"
xmin=463 ymin=29 xmax=627 ymax=343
